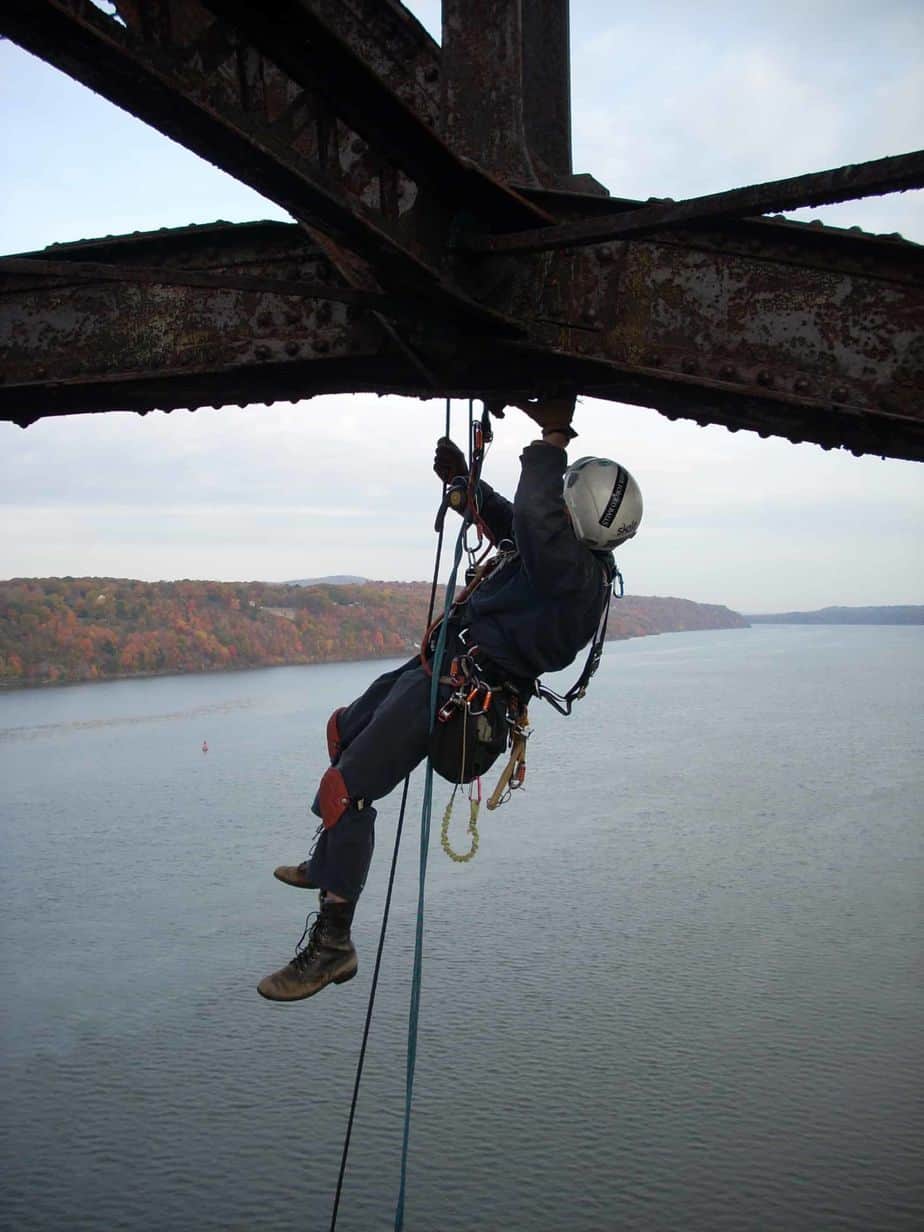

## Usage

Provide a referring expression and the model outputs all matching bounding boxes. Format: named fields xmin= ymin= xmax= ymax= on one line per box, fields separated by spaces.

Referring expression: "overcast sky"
xmin=1 ymin=0 xmax=922 ymax=612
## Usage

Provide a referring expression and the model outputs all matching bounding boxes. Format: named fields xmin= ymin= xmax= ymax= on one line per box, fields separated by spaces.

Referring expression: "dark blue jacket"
xmin=461 ymin=442 xmax=613 ymax=685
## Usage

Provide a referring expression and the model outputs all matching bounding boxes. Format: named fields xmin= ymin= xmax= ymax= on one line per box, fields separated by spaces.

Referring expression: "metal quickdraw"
xmin=429 ymin=643 xmax=509 ymax=787
xmin=436 ymin=650 xmax=492 ymax=723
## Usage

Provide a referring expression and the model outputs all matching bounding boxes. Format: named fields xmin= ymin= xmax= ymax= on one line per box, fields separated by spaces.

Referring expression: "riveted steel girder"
xmin=0 ymin=224 xmax=408 ymax=424
xmin=3 ymin=216 xmax=921 ymax=460
xmin=447 ymin=196 xmax=924 ymax=459
xmin=465 ymin=151 xmax=924 ymax=253
xmin=0 ymin=0 xmax=921 ymax=462
xmin=0 ymin=0 xmax=544 ymax=305
xmin=441 ymin=0 xmax=572 ymax=183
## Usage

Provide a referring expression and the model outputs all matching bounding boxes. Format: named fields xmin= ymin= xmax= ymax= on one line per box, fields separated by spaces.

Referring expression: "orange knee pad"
xmin=317 ymin=765 xmax=351 ymax=829
xmin=326 ymin=706 xmax=345 ymax=762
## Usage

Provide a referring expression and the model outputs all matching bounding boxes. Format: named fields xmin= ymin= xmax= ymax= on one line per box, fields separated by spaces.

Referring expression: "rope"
xmin=395 ymin=399 xmax=474 ymax=1231
xmin=329 ymin=392 xmax=611 ymax=1226
xmin=330 ymin=398 xmax=454 ymax=1232
xmin=329 ymin=776 xmax=411 ymax=1232
xmin=425 ymin=398 xmax=452 ymax=631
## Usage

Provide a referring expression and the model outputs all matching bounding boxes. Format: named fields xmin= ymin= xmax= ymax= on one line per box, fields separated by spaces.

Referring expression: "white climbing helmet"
xmin=563 ymin=457 xmax=643 ymax=550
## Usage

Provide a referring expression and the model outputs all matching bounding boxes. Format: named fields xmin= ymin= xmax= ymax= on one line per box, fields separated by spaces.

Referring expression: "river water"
xmin=1 ymin=626 xmax=921 ymax=1231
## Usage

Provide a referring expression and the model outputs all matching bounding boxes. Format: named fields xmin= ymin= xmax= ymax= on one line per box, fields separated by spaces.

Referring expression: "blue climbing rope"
xmin=329 ymin=400 xmax=491 ymax=1231
xmin=395 ymin=400 xmax=477 ymax=1231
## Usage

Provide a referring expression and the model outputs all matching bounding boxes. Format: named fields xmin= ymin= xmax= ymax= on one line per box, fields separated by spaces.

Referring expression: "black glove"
xmin=433 ymin=437 xmax=467 ymax=484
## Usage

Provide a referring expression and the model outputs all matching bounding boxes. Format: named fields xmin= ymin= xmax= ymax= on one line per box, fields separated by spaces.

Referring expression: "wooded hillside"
xmin=748 ymin=606 xmax=924 ymax=625
xmin=0 ymin=578 xmax=747 ymax=686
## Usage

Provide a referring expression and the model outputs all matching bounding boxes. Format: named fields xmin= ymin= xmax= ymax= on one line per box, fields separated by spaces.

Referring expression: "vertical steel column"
xmin=522 ymin=0 xmax=572 ymax=179
xmin=441 ymin=0 xmax=571 ymax=184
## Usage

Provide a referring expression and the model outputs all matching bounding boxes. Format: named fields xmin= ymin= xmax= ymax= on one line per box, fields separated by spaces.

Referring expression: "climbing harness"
xmin=428 ymin=642 xmax=512 ymax=785
xmin=534 ymin=559 xmax=623 ymax=716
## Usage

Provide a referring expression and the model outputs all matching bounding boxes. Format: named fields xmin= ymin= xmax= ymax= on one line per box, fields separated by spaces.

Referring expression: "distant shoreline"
xmin=0 ymin=651 xmax=411 ymax=693
xmin=0 ymin=658 xmax=312 ymax=693
xmin=747 ymin=605 xmax=924 ymax=625
xmin=0 ymin=623 xmax=747 ymax=693
xmin=3 ymin=619 xmax=919 ymax=693
xmin=0 ymin=578 xmax=747 ymax=690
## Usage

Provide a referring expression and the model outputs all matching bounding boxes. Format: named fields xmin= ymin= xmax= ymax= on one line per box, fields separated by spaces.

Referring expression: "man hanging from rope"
xmin=257 ymin=394 xmax=642 ymax=1002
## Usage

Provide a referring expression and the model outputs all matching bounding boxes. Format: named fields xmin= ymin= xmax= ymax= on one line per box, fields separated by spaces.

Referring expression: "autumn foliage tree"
xmin=0 ymin=577 xmax=746 ymax=687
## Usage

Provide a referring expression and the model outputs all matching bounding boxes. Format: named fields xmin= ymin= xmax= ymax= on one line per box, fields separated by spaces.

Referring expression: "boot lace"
xmin=290 ymin=910 xmax=323 ymax=971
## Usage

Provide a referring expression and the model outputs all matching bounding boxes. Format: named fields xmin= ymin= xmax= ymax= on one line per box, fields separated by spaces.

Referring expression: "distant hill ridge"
xmin=286 ymin=575 xmax=367 ymax=587
xmin=748 ymin=605 xmax=924 ymax=625
xmin=0 ymin=576 xmax=746 ymax=687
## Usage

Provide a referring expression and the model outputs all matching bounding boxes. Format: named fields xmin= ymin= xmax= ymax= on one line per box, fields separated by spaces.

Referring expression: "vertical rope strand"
xmin=329 ymin=776 xmax=412 ymax=1232
xmin=425 ymin=398 xmax=452 ymax=630
xmin=394 ymin=399 xmax=473 ymax=1231
xmin=331 ymin=400 xmax=456 ymax=1231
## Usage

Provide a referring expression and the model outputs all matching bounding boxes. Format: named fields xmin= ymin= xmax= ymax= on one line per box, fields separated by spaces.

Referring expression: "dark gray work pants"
xmin=305 ymin=642 xmax=461 ymax=901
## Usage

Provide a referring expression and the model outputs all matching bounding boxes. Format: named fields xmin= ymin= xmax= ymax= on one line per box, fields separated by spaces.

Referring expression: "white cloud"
xmin=571 ymin=2 xmax=923 ymax=240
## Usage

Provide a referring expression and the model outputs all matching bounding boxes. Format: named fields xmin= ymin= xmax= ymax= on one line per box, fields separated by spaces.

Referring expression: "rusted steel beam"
xmin=3 ymin=219 xmax=921 ymax=461
xmin=441 ymin=0 xmax=533 ymax=181
xmin=0 ymin=0 xmax=417 ymax=272
xmin=441 ymin=0 xmax=572 ymax=184
xmin=1 ymin=1 xmax=919 ymax=461
xmin=0 ymin=220 xmax=515 ymax=424
xmin=521 ymin=0 xmax=572 ymax=180
xmin=113 ymin=0 xmax=445 ymax=127
xmin=0 ymin=223 xmax=407 ymax=426
xmin=198 ymin=0 xmax=551 ymax=231
xmin=440 ymin=341 xmax=922 ymax=462
xmin=451 ymin=212 xmax=924 ymax=459
xmin=0 ymin=0 xmax=528 ymax=332
xmin=462 ymin=150 xmax=924 ymax=253
xmin=0 ymin=256 xmax=388 ymax=308
xmin=290 ymin=0 xmax=444 ymax=130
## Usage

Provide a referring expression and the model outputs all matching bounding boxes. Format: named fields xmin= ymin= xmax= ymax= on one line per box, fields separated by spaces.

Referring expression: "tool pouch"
xmin=429 ymin=693 xmax=509 ymax=784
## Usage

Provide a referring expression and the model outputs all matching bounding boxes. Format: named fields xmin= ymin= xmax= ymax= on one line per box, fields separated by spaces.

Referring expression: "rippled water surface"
xmin=1 ymin=627 xmax=922 ymax=1231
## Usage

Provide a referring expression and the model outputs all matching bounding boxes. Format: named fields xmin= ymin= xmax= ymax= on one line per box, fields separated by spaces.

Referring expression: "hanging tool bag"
xmin=429 ymin=690 xmax=510 ymax=785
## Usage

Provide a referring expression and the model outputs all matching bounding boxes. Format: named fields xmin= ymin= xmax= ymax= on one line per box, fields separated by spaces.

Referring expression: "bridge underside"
xmin=1 ymin=0 xmax=921 ymax=461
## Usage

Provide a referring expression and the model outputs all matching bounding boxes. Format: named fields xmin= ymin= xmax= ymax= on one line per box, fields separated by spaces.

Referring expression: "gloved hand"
xmin=511 ymin=394 xmax=577 ymax=438
xmin=433 ymin=436 xmax=468 ymax=483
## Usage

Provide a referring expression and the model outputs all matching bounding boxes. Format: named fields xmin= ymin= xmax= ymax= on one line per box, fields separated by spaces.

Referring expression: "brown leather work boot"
xmin=257 ymin=899 xmax=357 ymax=1003
xmin=273 ymin=862 xmax=317 ymax=889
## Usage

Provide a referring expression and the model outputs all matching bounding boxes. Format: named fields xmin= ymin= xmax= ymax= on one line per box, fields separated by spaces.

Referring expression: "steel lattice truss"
xmin=1 ymin=0 xmax=922 ymax=460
